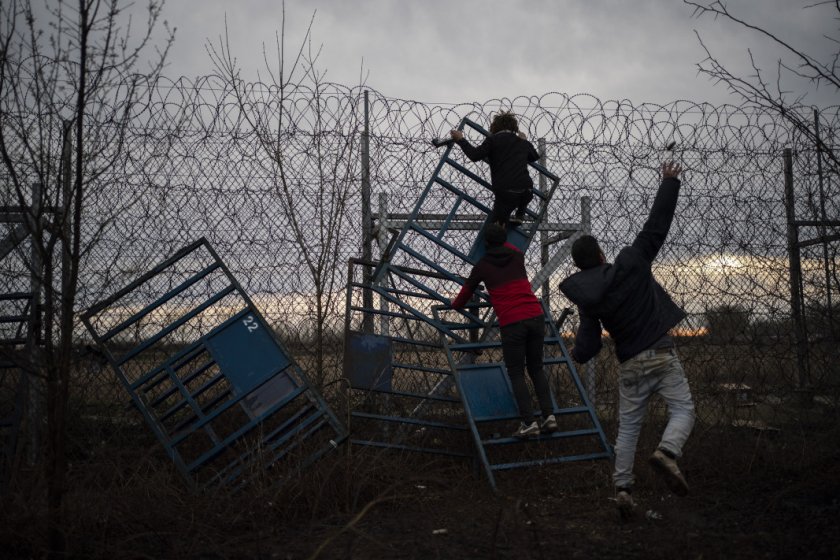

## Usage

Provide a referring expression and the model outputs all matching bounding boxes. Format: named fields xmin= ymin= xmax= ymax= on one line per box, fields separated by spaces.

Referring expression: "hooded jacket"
xmin=559 ymin=176 xmax=686 ymax=363
xmin=451 ymin=241 xmax=543 ymax=327
xmin=456 ymin=130 xmax=539 ymax=194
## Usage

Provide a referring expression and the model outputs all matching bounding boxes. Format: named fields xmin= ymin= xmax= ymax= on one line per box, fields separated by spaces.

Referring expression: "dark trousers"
xmin=491 ymin=189 xmax=533 ymax=225
xmin=500 ymin=315 xmax=554 ymax=423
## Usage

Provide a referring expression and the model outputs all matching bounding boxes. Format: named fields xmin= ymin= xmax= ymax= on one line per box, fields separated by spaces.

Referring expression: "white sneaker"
xmin=540 ymin=414 xmax=558 ymax=433
xmin=512 ymin=421 xmax=540 ymax=438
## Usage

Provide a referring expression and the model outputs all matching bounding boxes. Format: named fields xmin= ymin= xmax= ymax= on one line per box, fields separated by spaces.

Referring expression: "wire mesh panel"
xmin=80 ymin=238 xmax=346 ymax=489
xmin=2 ymin=77 xmax=836 ymax=480
xmin=344 ymin=260 xmax=472 ymax=459
xmin=21 ymin=81 xmax=831 ymax=433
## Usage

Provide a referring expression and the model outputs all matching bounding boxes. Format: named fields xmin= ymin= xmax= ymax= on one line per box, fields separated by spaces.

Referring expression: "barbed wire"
xmin=2 ymin=76 xmax=839 ymax=428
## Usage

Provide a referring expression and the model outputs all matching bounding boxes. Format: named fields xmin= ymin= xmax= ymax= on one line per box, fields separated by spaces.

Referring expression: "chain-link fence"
xmin=2 ymin=77 xmax=839 ymax=442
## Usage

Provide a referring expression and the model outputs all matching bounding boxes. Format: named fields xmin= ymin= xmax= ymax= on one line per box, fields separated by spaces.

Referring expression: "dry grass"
xmin=2 ymin=341 xmax=839 ymax=558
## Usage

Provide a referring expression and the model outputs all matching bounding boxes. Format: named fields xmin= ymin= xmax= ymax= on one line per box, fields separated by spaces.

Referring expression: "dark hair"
xmin=484 ymin=223 xmax=507 ymax=247
xmin=571 ymin=235 xmax=603 ymax=269
xmin=490 ymin=112 xmax=518 ymax=134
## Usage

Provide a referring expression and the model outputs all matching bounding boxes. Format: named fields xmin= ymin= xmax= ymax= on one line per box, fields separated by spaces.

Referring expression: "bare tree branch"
xmin=208 ymin=7 xmax=366 ymax=385
xmin=686 ymin=1 xmax=840 ymax=90
xmin=687 ymin=0 xmax=839 ymax=172
xmin=0 ymin=1 xmax=174 ymax=555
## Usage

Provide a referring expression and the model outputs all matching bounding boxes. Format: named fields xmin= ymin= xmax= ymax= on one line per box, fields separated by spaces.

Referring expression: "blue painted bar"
xmin=351 ymin=411 xmax=467 ymax=430
xmin=100 ymin=262 xmax=221 ymax=342
xmin=491 ymin=451 xmax=613 ymax=471
xmin=114 ymin=285 xmax=236 ymax=366
xmin=441 ymin=158 xmax=493 ymax=190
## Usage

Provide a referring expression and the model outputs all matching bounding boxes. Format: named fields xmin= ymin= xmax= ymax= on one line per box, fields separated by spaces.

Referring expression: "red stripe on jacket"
xmin=451 ymin=242 xmax=543 ymax=327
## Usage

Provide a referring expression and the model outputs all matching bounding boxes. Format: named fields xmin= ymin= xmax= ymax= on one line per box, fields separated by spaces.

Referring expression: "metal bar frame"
xmin=436 ymin=301 xmax=612 ymax=490
xmin=81 ymin=237 xmax=347 ymax=489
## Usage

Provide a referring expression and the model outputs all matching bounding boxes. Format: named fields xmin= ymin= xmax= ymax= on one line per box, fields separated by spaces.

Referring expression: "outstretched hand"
xmin=662 ymin=161 xmax=682 ymax=179
xmin=450 ymin=129 xmax=464 ymax=141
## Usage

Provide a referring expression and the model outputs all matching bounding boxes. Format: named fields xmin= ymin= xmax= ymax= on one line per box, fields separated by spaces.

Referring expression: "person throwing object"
xmin=450 ymin=112 xmax=539 ymax=227
xmin=451 ymin=223 xmax=556 ymax=438
xmin=559 ymin=161 xmax=695 ymax=517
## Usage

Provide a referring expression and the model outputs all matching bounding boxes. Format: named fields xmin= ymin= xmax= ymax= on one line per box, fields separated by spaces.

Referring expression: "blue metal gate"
xmin=344 ymin=117 xmax=560 ymax=460
xmin=343 ymin=117 xmax=610 ymax=486
xmin=81 ymin=238 xmax=346 ymax=489
xmin=435 ymin=301 xmax=612 ymax=489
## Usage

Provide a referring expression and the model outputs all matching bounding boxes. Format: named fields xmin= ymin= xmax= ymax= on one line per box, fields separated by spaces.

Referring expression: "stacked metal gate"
xmin=344 ymin=118 xmax=611 ymax=488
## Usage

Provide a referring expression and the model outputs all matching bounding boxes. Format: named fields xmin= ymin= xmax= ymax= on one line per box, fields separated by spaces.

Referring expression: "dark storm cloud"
xmin=106 ymin=0 xmax=840 ymax=107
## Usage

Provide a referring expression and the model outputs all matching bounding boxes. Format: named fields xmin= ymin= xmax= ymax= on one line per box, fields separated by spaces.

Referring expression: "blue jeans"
xmin=613 ymin=348 xmax=695 ymax=489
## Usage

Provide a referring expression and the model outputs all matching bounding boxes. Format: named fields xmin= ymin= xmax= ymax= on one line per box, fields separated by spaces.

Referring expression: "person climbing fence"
xmin=451 ymin=223 xmax=557 ymax=438
xmin=449 ymin=111 xmax=539 ymax=227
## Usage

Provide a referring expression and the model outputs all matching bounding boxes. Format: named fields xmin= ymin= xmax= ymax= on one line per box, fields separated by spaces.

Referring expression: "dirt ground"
xmin=297 ymin=421 xmax=840 ymax=560
xmin=2 ymin=415 xmax=839 ymax=559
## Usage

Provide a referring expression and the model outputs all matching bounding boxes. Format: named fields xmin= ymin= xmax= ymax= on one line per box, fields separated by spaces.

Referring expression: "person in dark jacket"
xmin=449 ymin=112 xmax=539 ymax=227
xmin=451 ymin=223 xmax=556 ymax=438
xmin=559 ymin=161 xmax=695 ymax=517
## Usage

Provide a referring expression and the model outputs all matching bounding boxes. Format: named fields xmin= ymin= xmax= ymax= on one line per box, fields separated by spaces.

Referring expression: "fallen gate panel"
xmin=81 ymin=237 xmax=346 ymax=489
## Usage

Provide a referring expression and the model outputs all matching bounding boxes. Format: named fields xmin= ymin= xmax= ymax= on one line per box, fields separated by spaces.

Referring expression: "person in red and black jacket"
xmin=451 ymin=223 xmax=556 ymax=438
xmin=449 ymin=112 xmax=539 ymax=227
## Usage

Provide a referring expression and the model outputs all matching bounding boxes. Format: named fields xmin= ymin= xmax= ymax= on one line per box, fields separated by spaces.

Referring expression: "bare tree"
xmin=0 ymin=0 xmax=173 ymax=555
xmin=685 ymin=0 xmax=840 ymax=171
xmin=208 ymin=8 xmax=364 ymax=387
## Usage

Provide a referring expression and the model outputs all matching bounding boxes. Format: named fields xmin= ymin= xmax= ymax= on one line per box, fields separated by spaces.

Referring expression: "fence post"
xmin=783 ymin=148 xmax=811 ymax=397
xmin=61 ymin=120 xmax=73 ymax=337
xmin=361 ymin=90 xmax=373 ymax=333
xmin=581 ymin=195 xmax=593 ymax=402
xmin=581 ymin=196 xmax=591 ymax=235
xmin=26 ymin=181 xmax=43 ymax=464
xmin=813 ymin=108 xmax=835 ymax=340
xmin=378 ymin=192 xmax=390 ymax=337
xmin=538 ymin=137 xmax=550 ymax=305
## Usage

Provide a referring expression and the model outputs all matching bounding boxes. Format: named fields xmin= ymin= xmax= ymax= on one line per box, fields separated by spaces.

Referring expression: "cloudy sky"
xmin=141 ymin=0 xmax=838 ymax=108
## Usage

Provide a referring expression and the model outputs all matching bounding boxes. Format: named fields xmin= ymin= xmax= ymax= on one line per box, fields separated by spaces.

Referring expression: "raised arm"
xmin=450 ymin=129 xmax=491 ymax=163
xmin=631 ymin=161 xmax=682 ymax=263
